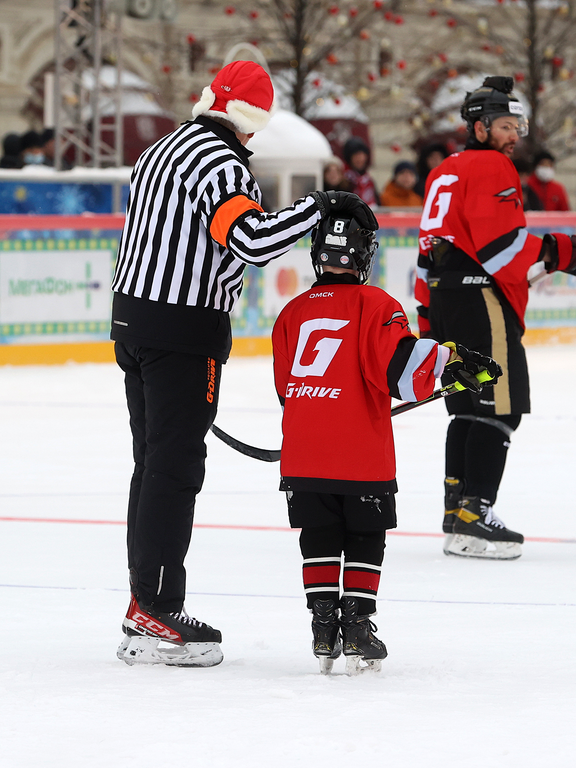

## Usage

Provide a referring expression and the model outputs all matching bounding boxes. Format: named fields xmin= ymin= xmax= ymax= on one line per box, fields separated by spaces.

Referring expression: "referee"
xmin=111 ymin=60 xmax=378 ymax=665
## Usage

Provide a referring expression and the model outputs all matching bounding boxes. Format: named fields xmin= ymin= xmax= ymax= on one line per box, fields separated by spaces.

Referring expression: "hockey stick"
xmin=210 ymin=374 xmax=492 ymax=462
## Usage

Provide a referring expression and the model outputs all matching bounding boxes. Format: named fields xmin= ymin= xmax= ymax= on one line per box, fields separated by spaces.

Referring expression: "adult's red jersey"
xmin=415 ymin=149 xmax=544 ymax=327
xmin=272 ymin=274 xmax=450 ymax=495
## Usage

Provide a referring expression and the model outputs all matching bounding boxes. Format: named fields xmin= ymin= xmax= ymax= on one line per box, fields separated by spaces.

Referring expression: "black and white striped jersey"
xmin=112 ymin=116 xmax=321 ymax=313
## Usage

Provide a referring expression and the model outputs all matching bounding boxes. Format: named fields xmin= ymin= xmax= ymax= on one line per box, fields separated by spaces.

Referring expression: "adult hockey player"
xmin=415 ymin=76 xmax=576 ymax=560
xmin=112 ymin=60 xmax=378 ymax=667
xmin=272 ymin=215 xmax=500 ymax=674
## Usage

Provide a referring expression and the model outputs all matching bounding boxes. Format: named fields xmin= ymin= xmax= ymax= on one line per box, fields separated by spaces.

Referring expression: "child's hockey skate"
xmin=311 ymin=599 xmax=342 ymax=675
xmin=117 ymin=594 xmax=223 ymax=667
xmin=340 ymin=597 xmax=387 ymax=676
xmin=445 ymin=496 xmax=524 ymax=560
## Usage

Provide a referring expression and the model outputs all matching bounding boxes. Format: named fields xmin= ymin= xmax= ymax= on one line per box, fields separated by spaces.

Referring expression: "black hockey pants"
xmin=115 ymin=343 xmax=221 ymax=612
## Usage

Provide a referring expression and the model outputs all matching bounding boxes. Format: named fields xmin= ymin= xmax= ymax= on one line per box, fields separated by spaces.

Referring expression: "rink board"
xmin=0 ymin=212 xmax=575 ymax=364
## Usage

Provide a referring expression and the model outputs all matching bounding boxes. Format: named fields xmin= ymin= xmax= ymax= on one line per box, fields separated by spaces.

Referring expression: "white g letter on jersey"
xmin=291 ymin=318 xmax=349 ymax=377
xmin=420 ymin=174 xmax=459 ymax=230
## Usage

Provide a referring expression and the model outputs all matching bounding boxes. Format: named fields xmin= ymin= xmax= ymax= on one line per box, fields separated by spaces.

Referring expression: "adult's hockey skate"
xmin=117 ymin=595 xmax=223 ymax=667
xmin=444 ymin=497 xmax=524 ymax=560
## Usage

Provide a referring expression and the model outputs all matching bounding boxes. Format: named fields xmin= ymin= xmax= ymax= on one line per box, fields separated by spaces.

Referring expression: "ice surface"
xmin=1 ymin=345 xmax=575 ymax=767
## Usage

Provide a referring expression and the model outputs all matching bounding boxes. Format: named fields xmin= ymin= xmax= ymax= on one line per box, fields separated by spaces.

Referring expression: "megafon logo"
xmin=132 ymin=611 xmax=180 ymax=641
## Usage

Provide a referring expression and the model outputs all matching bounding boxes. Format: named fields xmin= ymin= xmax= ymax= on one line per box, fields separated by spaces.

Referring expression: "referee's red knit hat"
xmin=192 ymin=60 xmax=275 ymax=134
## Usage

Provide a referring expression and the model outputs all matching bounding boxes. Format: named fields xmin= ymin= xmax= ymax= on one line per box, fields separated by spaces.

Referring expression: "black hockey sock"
xmin=464 ymin=417 xmax=520 ymax=503
xmin=342 ymin=530 xmax=386 ymax=615
xmin=445 ymin=416 xmax=473 ymax=481
xmin=299 ymin=524 xmax=346 ymax=609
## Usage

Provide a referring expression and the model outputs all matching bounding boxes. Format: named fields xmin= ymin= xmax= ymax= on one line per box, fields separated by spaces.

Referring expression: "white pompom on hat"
xmin=192 ymin=60 xmax=275 ymax=134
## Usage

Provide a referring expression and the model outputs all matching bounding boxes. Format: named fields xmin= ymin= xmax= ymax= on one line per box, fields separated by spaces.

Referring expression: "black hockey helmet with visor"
xmin=311 ymin=214 xmax=377 ymax=284
xmin=461 ymin=76 xmax=528 ymax=138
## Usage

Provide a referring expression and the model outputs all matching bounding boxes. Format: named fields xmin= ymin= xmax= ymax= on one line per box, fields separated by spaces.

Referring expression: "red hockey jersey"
xmin=272 ymin=274 xmax=450 ymax=494
xmin=415 ymin=149 xmax=544 ymax=327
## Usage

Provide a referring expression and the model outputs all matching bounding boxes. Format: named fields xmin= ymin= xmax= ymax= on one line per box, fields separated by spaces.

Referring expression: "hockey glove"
xmin=442 ymin=342 xmax=502 ymax=393
xmin=311 ymin=190 xmax=379 ymax=231
xmin=542 ymin=233 xmax=576 ymax=275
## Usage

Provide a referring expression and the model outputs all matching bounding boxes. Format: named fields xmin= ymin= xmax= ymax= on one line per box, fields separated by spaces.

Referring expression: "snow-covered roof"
xmin=249 ymin=109 xmax=332 ymax=161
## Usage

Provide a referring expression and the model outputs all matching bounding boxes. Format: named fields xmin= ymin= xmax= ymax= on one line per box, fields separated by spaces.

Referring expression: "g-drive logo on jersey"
xmin=286 ymin=317 xmax=349 ymax=400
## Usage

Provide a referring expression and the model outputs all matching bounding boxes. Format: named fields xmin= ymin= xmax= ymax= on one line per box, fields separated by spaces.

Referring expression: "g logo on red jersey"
xmin=291 ymin=318 xmax=350 ymax=377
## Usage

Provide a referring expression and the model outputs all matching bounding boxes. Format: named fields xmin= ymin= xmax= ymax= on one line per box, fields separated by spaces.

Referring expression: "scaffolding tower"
xmin=53 ymin=0 xmax=123 ymax=169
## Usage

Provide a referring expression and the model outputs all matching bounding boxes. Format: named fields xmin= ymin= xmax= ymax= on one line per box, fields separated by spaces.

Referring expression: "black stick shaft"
xmin=210 ymin=384 xmax=459 ymax=462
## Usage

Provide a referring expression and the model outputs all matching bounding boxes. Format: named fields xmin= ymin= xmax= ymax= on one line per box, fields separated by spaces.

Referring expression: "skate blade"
xmin=442 ymin=533 xmax=455 ymax=554
xmin=117 ymin=636 xmax=224 ymax=667
xmin=318 ymin=656 xmax=335 ymax=675
xmin=345 ymin=655 xmax=382 ymax=676
xmin=445 ymin=534 xmax=522 ymax=560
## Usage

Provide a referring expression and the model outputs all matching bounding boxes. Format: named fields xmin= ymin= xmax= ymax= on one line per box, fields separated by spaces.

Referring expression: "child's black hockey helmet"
xmin=311 ymin=214 xmax=378 ymax=284
xmin=461 ymin=76 xmax=528 ymax=137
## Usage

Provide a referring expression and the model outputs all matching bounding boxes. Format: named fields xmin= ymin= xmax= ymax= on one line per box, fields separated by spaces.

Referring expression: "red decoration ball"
xmin=447 ymin=18 xmax=457 ymax=28
xmin=249 ymin=10 xmax=259 ymax=19
xmin=391 ymin=143 xmax=401 ymax=153
xmin=438 ymin=52 xmax=448 ymax=63
xmin=188 ymin=93 xmax=199 ymax=103
xmin=428 ymin=9 xmax=438 ymax=16
xmin=187 ymin=34 xmax=196 ymax=44
xmin=327 ymin=53 xmax=339 ymax=65
xmin=384 ymin=10 xmax=394 ymax=21
xmin=394 ymin=15 xmax=404 ymax=24
xmin=514 ymin=72 xmax=525 ymax=82
xmin=224 ymin=6 xmax=235 ymax=15
xmin=360 ymin=29 xmax=370 ymax=40
xmin=396 ymin=59 xmax=406 ymax=70
xmin=373 ymin=0 xmax=384 ymax=8
xmin=328 ymin=5 xmax=339 ymax=15
xmin=349 ymin=7 xmax=358 ymax=17
xmin=552 ymin=56 xmax=564 ymax=67
xmin=368 ymin=72 xmax=377 ymax=82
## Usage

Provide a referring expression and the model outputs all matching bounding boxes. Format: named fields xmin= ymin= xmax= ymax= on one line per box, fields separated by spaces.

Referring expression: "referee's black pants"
xmin=115 ymin=343 xmax=221 ymax=612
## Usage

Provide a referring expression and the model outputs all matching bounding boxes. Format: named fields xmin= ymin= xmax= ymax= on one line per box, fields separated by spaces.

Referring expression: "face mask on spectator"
xmin=23 ymin=152 xmax=45 ymax=165
xmin=535 ymin=165 xmax=555 ymax=183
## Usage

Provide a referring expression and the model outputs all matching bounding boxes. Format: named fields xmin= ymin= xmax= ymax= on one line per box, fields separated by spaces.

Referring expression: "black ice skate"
xmin=311 ymin=599 xmax=342 ymax=675
xmin=443 ymin=477 xmax=464 ymax=553
xmin=116 ymin=594 xmax=223 ymax=667
xmin=444 ymin=496 xmax=524 ymax=560
xmin=340 ymin=597 xmax=387 ymax=676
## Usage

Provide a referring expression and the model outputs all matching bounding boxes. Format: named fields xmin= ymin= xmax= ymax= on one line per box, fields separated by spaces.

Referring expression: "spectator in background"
xmin=512 ymin=158 xmax=543 ymax=211
xmin=528 ymin=150 xmax=570 ymax=211
xmin=0 ymin=133 xmax=24 ymax=168
xmin=20 ymin=131 xmax=45 ymax=166
xmin=342 ymin=136 xmax=379 ymax=209
xmin=414 ymin=143 xmax=450 ymax=199
xmin=41 ymin=128 xmax=73 ymax=170
xmin=380 ymin=160 xmax=423 ymax=208
xmin=323 ymin=156 xmax=353 ymax=193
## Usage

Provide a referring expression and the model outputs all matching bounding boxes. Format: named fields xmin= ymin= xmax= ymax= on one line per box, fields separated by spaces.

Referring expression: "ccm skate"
xmin=117 ymin=594 xmax=223 ymax=667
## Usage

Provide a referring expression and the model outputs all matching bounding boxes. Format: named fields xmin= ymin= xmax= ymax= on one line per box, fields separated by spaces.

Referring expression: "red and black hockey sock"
xmin=299 ymin=524 xmax=345 ymax=609
xmin=342 ymin=529 xmax=386 ymax=615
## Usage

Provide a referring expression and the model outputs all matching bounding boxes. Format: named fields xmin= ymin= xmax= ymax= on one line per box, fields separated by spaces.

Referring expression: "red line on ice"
xmin=0 ymin=516 xmax=574 ymax=543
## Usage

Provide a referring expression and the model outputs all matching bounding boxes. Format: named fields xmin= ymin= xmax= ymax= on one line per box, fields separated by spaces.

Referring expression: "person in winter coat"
xmin=414 ymin=142 xmax=450 ymax=199
xmin=380 ymin=160 xmax=423 ymax=207
xmin=342 ymin=136 xmax=379 ymax=208
xmin=527 ymin=150 xmax=570 ymax=211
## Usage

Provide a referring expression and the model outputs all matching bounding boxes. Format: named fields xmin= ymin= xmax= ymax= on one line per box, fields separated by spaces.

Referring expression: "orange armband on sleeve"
xmin=210 ymin=195 xmax=264 ymax=247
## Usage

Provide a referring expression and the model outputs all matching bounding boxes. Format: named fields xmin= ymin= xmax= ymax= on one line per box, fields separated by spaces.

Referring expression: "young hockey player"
xmin=272 ymin=214 xmax=500 ymax=675
xmin=415 ymin=76 xmax=576 ymax=560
